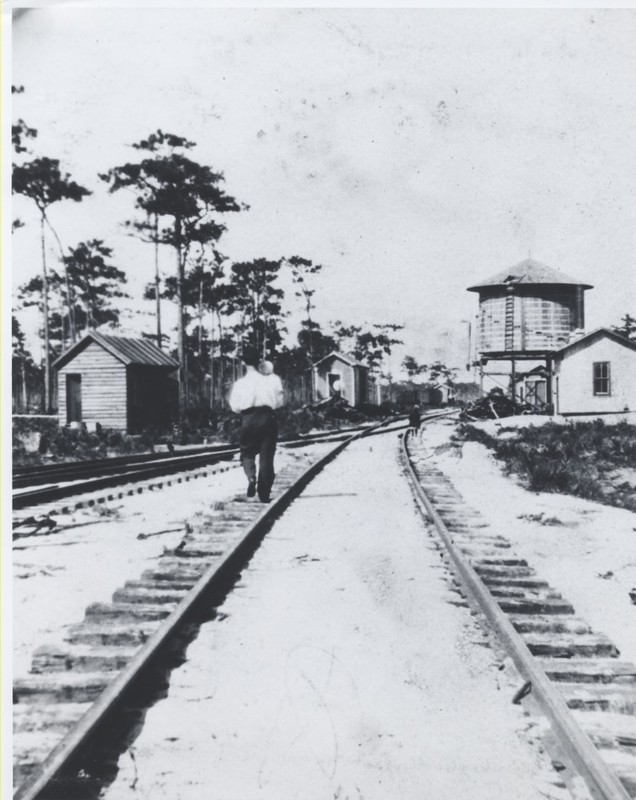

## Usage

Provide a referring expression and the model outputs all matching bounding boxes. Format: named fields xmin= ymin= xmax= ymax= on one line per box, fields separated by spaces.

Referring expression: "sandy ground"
xmin=423 ymin=417 xmax=636 ymax=667
xmin=12 ymin=448 xmax=327 ymax=681
xmin=100 ymin=433 xmax=559 ymax=800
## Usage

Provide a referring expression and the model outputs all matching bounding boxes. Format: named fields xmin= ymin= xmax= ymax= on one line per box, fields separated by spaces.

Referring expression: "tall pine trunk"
xmin=46 ymin=216 xmax=76 ymax=344
xmin=40 ymin=214 xmax=51 ymax=412
xmin=262 ymin=311 xmax=268 ymax=360
xmin=175 ymin=216 xmax=186 ymax=420
xmin=63 ymin=264 xmax=76 ymax=344
xmin=83 ymin=275 xmax=94 ymax=330
xmin=154 ymin=213 xmax=162 ymax=349
xmin=198 ymin=279 xmax=205 ymax=409
xmin=216 ymin=310 xmax=225 ymax=408
xmin=21 ymin=358 xmax=27 ymax=411
xmin=306 ymin=295 xmax=313 ymax=363
xmin=209 ymin=310 xmax=215 ymax=412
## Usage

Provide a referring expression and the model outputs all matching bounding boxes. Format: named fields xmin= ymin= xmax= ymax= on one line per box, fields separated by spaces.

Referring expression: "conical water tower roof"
xmin=467 ymin=258 xmax=593 ymax=292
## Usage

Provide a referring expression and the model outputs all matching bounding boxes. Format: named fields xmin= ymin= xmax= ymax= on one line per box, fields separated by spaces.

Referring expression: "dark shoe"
xmin=247 ymin=481 xmax=256 ymax=498
xmin=259 ymin=496 xmax=271 ymax=503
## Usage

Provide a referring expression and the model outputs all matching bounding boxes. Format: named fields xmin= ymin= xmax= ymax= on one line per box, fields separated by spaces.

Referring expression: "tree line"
xmin=12 ymin=88 xmax=407 ymax=419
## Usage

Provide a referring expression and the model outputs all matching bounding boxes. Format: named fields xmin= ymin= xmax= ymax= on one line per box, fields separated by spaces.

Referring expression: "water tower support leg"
xmin=546 ymin=357 xmax=554 ymax=415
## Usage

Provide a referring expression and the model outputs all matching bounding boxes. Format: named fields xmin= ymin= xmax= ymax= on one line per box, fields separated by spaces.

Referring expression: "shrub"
xmin=106 ymin=431 xmax=124 ymax=448
xmin=12 ymin=416 xmax=60 ymax=463
xmin=457 ymin=421 xmax=636 ymax=512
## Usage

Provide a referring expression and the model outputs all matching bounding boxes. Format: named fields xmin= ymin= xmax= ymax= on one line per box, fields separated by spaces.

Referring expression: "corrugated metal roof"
xmin=342 ymin=352 xmax=368 ymax=368
xmin=313 ymin=351 xmax=369 ymax=369
xmin=555 ymin=327 xmax=636 ymax=357
xmin=467 ymin=258 xmax=593 ymax=292
xmin=53 ymin=332 xmax=179 ymax=369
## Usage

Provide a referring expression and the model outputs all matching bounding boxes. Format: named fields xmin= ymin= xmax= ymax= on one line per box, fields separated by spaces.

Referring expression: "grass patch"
xmin=458 ymin=420 xmax=636 ymax=512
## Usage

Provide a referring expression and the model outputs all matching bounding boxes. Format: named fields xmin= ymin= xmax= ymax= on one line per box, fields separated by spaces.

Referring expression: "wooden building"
xmin=312 ymin=352 xmax=376 ymax=407
xmin=514 ymin=365 xmax=549 ymax=410
xmin=53 ymin=332 xmax=179 ymax=433
xmin=390 ymin=379 xmax=460 ymax=410
xmin=551 ymin=328 xmax=636 ymax=418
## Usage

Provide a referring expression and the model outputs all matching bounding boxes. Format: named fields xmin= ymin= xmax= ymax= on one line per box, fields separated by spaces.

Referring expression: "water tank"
xmin=467 ymin=259 xmax=593 ymax=356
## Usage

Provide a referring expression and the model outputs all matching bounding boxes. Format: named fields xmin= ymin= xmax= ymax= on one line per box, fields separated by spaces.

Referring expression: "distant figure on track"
xmin=408 ymin=403 xmax=421 ymax=436
xmin=229 ymin=347 xmax=284 ymax=502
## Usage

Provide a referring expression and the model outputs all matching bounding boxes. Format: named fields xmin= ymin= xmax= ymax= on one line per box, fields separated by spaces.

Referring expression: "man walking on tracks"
xmin=408 ymin=403 xmax=421 ymax=435
xmin=229 ymin=347 xmax=284 ymax=502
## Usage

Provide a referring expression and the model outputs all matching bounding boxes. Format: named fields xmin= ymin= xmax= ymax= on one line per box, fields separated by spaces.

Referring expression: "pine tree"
xmin=13 ymin=158 xmax=90 ymax=410
xmin=613 ymin=314 xmax=636 ymax=341
xmin=101 ymin=131 xmax=244 ymax=417
xmin=229 ymin=259 xmax=287 ymax=359
xmin=61 ymin=240 xmax=128 ymax=331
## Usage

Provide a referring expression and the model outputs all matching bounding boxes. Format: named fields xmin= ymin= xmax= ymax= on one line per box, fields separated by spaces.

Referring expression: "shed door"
xmin=328 ymin=372 xmax=342 ymax=398
xmin=358 ymin=369 xmax=367 ymax=405
xmin=66 ymin=374 xmax=82 ymax=422
xmin=535 ymin=380 xmax=547 ymax=405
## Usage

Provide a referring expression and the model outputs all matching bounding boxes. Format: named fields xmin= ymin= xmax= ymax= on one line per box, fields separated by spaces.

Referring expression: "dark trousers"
xmin=239 ymin=407 xmax=278 ymax=500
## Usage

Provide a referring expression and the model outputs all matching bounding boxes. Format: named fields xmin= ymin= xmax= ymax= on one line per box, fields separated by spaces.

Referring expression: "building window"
xmin=593 ymin=362 xmax=610 ymax=395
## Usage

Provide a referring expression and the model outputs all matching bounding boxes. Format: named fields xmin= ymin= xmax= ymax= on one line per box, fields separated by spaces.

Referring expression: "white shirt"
xmin=229 ymin=369 xmax=284 ymax=412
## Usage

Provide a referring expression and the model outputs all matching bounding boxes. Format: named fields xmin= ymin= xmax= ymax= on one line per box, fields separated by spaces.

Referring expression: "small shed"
xmin=312 ymin=351 xmax=372 ymax=407
xmin=429 ymin=380 xmax=456 ymax=406
xmin=551 ymin=328 xmax=636 ymax=418
xmin=53 ymin=332 xmax=179 ymax=433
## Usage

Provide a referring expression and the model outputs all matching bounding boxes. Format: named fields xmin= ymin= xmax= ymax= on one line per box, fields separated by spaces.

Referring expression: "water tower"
xmin=467 ymin=258 xmax=593 ymax=405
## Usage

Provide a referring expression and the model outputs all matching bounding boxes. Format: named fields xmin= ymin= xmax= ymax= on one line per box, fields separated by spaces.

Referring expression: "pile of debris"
xmin=309 ymin=396 xmax=369 ymax=422
xmin=459 ymin=390 xmax=534 ymax=421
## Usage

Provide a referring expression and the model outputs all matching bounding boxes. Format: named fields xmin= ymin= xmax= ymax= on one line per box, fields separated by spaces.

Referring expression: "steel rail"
xmin=12 ymin=449 xmax=236 ymax=488
xmin=401 ymin=429 xmax=631 ymax=800
xmin=12 ymin=426 xmax=389 ymax=510
xmin=12 ymin=418 xmax=423 ymax=511
xmin=13 ymin=422 xmax=383 ymax=487
xmin=13 ymin=441 xmax=239 ymax=484
xmin=14 ymin=417 xmax=397 ymax=800
xmin=12 ymin=453 xmax=238 ymax=510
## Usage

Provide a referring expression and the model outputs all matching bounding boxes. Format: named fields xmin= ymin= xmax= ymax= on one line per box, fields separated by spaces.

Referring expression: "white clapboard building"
xmin=551 ymin=328 xmax=636 ymax=419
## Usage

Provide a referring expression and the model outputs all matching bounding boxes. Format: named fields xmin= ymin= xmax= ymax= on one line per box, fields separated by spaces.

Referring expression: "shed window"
xmin=593 ymin=362 xmax=610 ymax=396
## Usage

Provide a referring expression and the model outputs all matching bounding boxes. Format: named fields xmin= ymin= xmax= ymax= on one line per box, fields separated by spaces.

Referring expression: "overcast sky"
xmin=10 ymin=6 xmax=636 ymax=374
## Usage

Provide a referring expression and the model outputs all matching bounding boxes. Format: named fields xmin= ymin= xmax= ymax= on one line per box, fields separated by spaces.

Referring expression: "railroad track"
xmin=13 ymin=441 xmax=239 ymax=489
xmin=13 ymin=413 xmax=423 ymax=800
xmin=402 ymin=429 xmax=636 ymax=800
xmin=13 ymin=421 xmax=398 ymax=489
xmin=12 ymin=422 xmax=403 ymax=512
